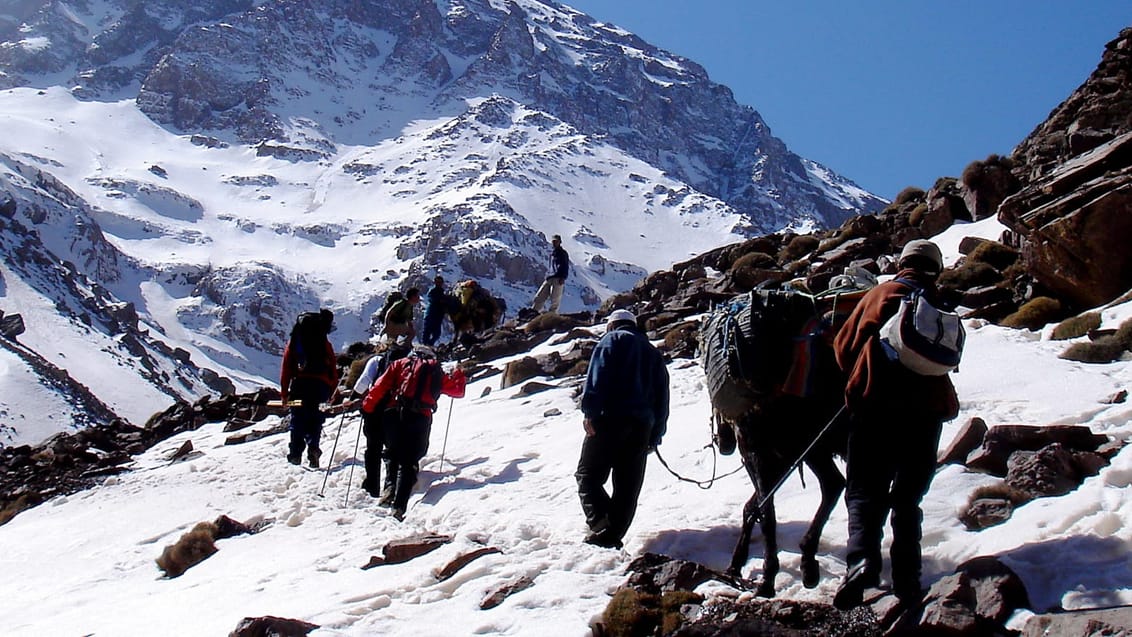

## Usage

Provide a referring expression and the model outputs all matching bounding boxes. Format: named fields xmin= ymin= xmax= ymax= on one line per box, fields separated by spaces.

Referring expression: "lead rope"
xmin=652 ymin=412 xmax=745 ymax=489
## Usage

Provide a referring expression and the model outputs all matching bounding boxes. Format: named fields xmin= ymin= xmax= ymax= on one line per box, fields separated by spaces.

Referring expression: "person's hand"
xmin=583 ymin=417 xmax=595 ymax=437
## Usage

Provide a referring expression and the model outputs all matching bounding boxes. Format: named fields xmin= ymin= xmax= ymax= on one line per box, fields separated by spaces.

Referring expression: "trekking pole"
xmin=747 ymin=405 xmax=847 ymax=526
xmin=319 ymin=410 xmax=348 ymax=497
xmin=343 ymin=413 xmax=364 ymax=507
xmin=438 ymin=396 xmax=454 ymax=472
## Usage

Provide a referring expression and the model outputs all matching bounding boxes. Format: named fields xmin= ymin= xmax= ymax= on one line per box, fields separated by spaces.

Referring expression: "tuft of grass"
xmin=1051 ymin=312 xmax=1102 ymax=341
xmin=778 ymin=234 xmax=819 ymax=263
xmin=894 ymin=186 xmax=926 ymax=206
xmin=967 ymin=241 xmax=1019 ymax=270
xmin=908 ymin=203 xmax=928 ymax=226
xmin=156 ymin=521 xmax=220 ymax=578
xmin=1061 ymin=335 xmax=1128 ymax=364
xmin=1000 ymin=296 xmax=1063 ymax=330
xmin=601 ymin=588 xmax=703 ymax=637
xmin=938 ymin=261 xmax=1003 ymax=290
xmin=1116 ymin=316 xmax=1132 ymax=351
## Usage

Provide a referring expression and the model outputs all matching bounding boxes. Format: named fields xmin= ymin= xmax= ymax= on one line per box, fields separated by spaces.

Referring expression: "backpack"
xmin=699 ymin=288 xmax=816 ymax=422
xmin=393 ymin=354 xmax=444 ymax=413
xmin=879 ymin=280 xmax=965 ymax=376
xmin=290 ymin=312 xmax=329 ymax=374
xmin=378 ymin=291 xmax=405 ymax=323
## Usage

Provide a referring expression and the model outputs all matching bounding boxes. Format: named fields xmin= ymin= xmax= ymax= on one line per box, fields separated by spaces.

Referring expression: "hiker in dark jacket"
xmin=361 ymin=346 xmax=466 ymax=520
xmin=421 ymin=276 xmax=450 ymax=347
xmin=831 ymin=239 xmax=959 ymax=611
xmin=531 ymin=234 xmax=569 ymax=313
xmin=280 ymin=309 xmax=339 ymax=468
xmin=383 ymin=287 xmax=421 ymax=344
xmin=576 ymin=309 xmax=670 ymax=549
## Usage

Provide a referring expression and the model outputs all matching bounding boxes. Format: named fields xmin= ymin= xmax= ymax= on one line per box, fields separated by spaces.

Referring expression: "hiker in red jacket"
xmin=831 ymin=240 xmax=959 ymax=611
xmin=361 ymin=346 xmax=466 ymax=520
xmin=280 ymin=309 xmax=339 ymax=468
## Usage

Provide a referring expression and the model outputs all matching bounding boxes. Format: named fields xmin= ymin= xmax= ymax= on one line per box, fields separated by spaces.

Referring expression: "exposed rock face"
xmin=1012 ymin=28 xmax=1132 ymax=183
xmin=997 ymin=28 xmax=1132 ymax=309
xmin=999 ymin=132 xmax=1132 ymax=308
xmin=0 ymin=0 xmax=884 ymax=233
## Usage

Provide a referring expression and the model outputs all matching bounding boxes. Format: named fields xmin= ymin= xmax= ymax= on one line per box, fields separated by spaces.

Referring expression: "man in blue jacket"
xmin=576 ymin=309 xmax=670 ymax=549
xmin=531 ymin=234 xmax=569 ymax=313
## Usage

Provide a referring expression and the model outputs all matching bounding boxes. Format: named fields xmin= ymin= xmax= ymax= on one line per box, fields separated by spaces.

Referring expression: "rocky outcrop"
xmin=1012 ymin=28 xmax=1132 ymax=183
xmin=999 ymin=131 xmax=1132 ymax=309
xmin=0 ymin=0 xmax=884 ymax=233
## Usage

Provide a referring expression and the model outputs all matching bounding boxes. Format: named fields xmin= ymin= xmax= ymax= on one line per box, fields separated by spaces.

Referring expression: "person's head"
xmin=406 ymin=287 xmax=421 ymax=303
xmin=412 ymin=344 xmax=435 ymax=359
xmin=898 ymin=240 xmax=944 ymax=276
xmin=606 ymin=308 xmax=637 ymax=330
xmin=551 ymin=234 xmax=561 ymax=246
xmin=319 ymin=308 xmax=335 ymax=334
xmin=433 ymin=275 xmax=444 ymax=287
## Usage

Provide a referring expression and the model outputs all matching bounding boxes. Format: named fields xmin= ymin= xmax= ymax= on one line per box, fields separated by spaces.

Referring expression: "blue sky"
xmin=562 ymin=1 xmax=1131 ymax=200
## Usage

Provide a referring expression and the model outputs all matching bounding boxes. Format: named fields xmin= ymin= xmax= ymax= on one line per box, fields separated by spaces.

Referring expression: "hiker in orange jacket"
xmin=831 ymin=240 xmax=959 ymax=611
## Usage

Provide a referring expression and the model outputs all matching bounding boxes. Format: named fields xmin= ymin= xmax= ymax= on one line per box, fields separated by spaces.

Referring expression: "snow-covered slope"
xmin=1 ymin=221 xmax=1131 ymax=634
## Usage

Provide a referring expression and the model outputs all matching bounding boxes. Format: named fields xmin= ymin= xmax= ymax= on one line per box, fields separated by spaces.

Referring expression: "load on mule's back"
xmin=450 ymin=280 xmax=503 ymax=337
xmin=697 ymin=275 xmax=872 ymax=597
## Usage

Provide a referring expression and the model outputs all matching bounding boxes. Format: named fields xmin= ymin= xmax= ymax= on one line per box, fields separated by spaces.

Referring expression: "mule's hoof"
xmin=755 ymin=579 xmax=776 ymax=598
xmin=802 ymin=559 xmax=820 ymax=588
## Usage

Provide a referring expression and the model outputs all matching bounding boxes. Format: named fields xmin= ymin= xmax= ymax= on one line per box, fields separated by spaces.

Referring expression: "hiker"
xmin=279 ymin=309 xmax=339 ymax=468
xmin=576 ymin=309 xmax=669 ymax=549
xmin=421 ymin=276 xmax=450 ymax=347
xmin=360 ymin=346 xmax=466 ymax=520
xmin=353 ymin=344 xmax=411 ymax=503
xmin=831 ymin=239 xmax=960 ymax=611
xmin=531 ymin=234 xmax=569 ymax=314
xmin=383 ymin=287 xmax=421 ymax=344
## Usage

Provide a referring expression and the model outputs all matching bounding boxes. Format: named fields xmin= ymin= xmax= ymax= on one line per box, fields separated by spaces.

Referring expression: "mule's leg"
xmin=753 ymin=455 xmax=781 ymax=598
xmin=798 ymin=453 xmax=845 ymax=588
xmin=727 ymin=443 xmax=762 ymax=578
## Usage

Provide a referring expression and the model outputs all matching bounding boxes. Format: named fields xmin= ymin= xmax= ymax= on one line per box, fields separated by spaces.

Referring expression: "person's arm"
xmin=362 ymin=361 xmax=400 ymax=413
xmin=279 ymin=342 xmax=294 ymax=403
xmin=650 ymin=356 xmax=670 ymax=448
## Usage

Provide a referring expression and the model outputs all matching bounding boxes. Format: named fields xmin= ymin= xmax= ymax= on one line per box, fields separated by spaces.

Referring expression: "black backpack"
xmin=291 ymin=311 xmax=329 ymax=374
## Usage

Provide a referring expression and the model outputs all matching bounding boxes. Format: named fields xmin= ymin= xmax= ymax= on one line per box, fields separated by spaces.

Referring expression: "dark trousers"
xmin=843 ymin=409 xmax=942 ymax=595
xmin=575 ymin=418 xmax=650 ymax=542
xmin=288 ymin=377 xmax=330 ymax=458
xmin=421 ymin=313 xmax=444 ymax=346
xmin=385 ymin=409 xmax=432 ymax=510
xmin=361 ymin=409 xmax=394 ymax=497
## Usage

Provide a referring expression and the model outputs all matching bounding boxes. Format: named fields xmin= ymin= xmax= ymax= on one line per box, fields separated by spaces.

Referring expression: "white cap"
xmin=607 ymin=309 xmax=636 ymax=325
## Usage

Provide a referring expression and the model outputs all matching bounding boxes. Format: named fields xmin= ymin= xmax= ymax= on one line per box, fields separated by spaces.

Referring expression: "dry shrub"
xmin=1116 ymin=316 xmax=1132 ymax=351
xmin=344 ymin=356 xmax=372 ymax=392
xmin=601 ymin=588 xmax=703 ymax=637
xmin=961 ymin=154 xmax=1017 ymax=190
xmin=156 ymin=521 xmax=219 ymax=578
xmin=894 ymin=186 xmax=926 ymax=206
xmin=1050 ymin=312 xmax=1102 ymax=341
xmin=908 ymin=203 xmax=929 ymax=226
xmin=0 ymin=495 xmax=32 ymax=527
xmin=938 ymin=261 xmax=1002 ymax=290
xmin=730 ymin=251 xmax=776 ymax=271
xmin=967 ymin=241 xmax=1019 ymax=270
xmin=729 ymin=252 xmax=779 ymax=289
xmin=1000 ymin=296 xmax=1062 ymax=330
xmin=778 ymin=234 xmax=819 ymax=263
xmin=1061 ymin=336 xmax=1128 ymax=364
xmin=969 ymin=481 xmax=1032 ymax=505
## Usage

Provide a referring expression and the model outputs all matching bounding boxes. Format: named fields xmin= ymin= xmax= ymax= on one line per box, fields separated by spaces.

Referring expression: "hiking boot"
xmin=833 ymin=565 xmax=880 ymax=611
xmin=286 ymin=452 xmax=302 ymax=466
xmin=307 ymin=449 xmax=321 ymax=469
xmin=583 ymin=530 xmax=623 ymax=550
